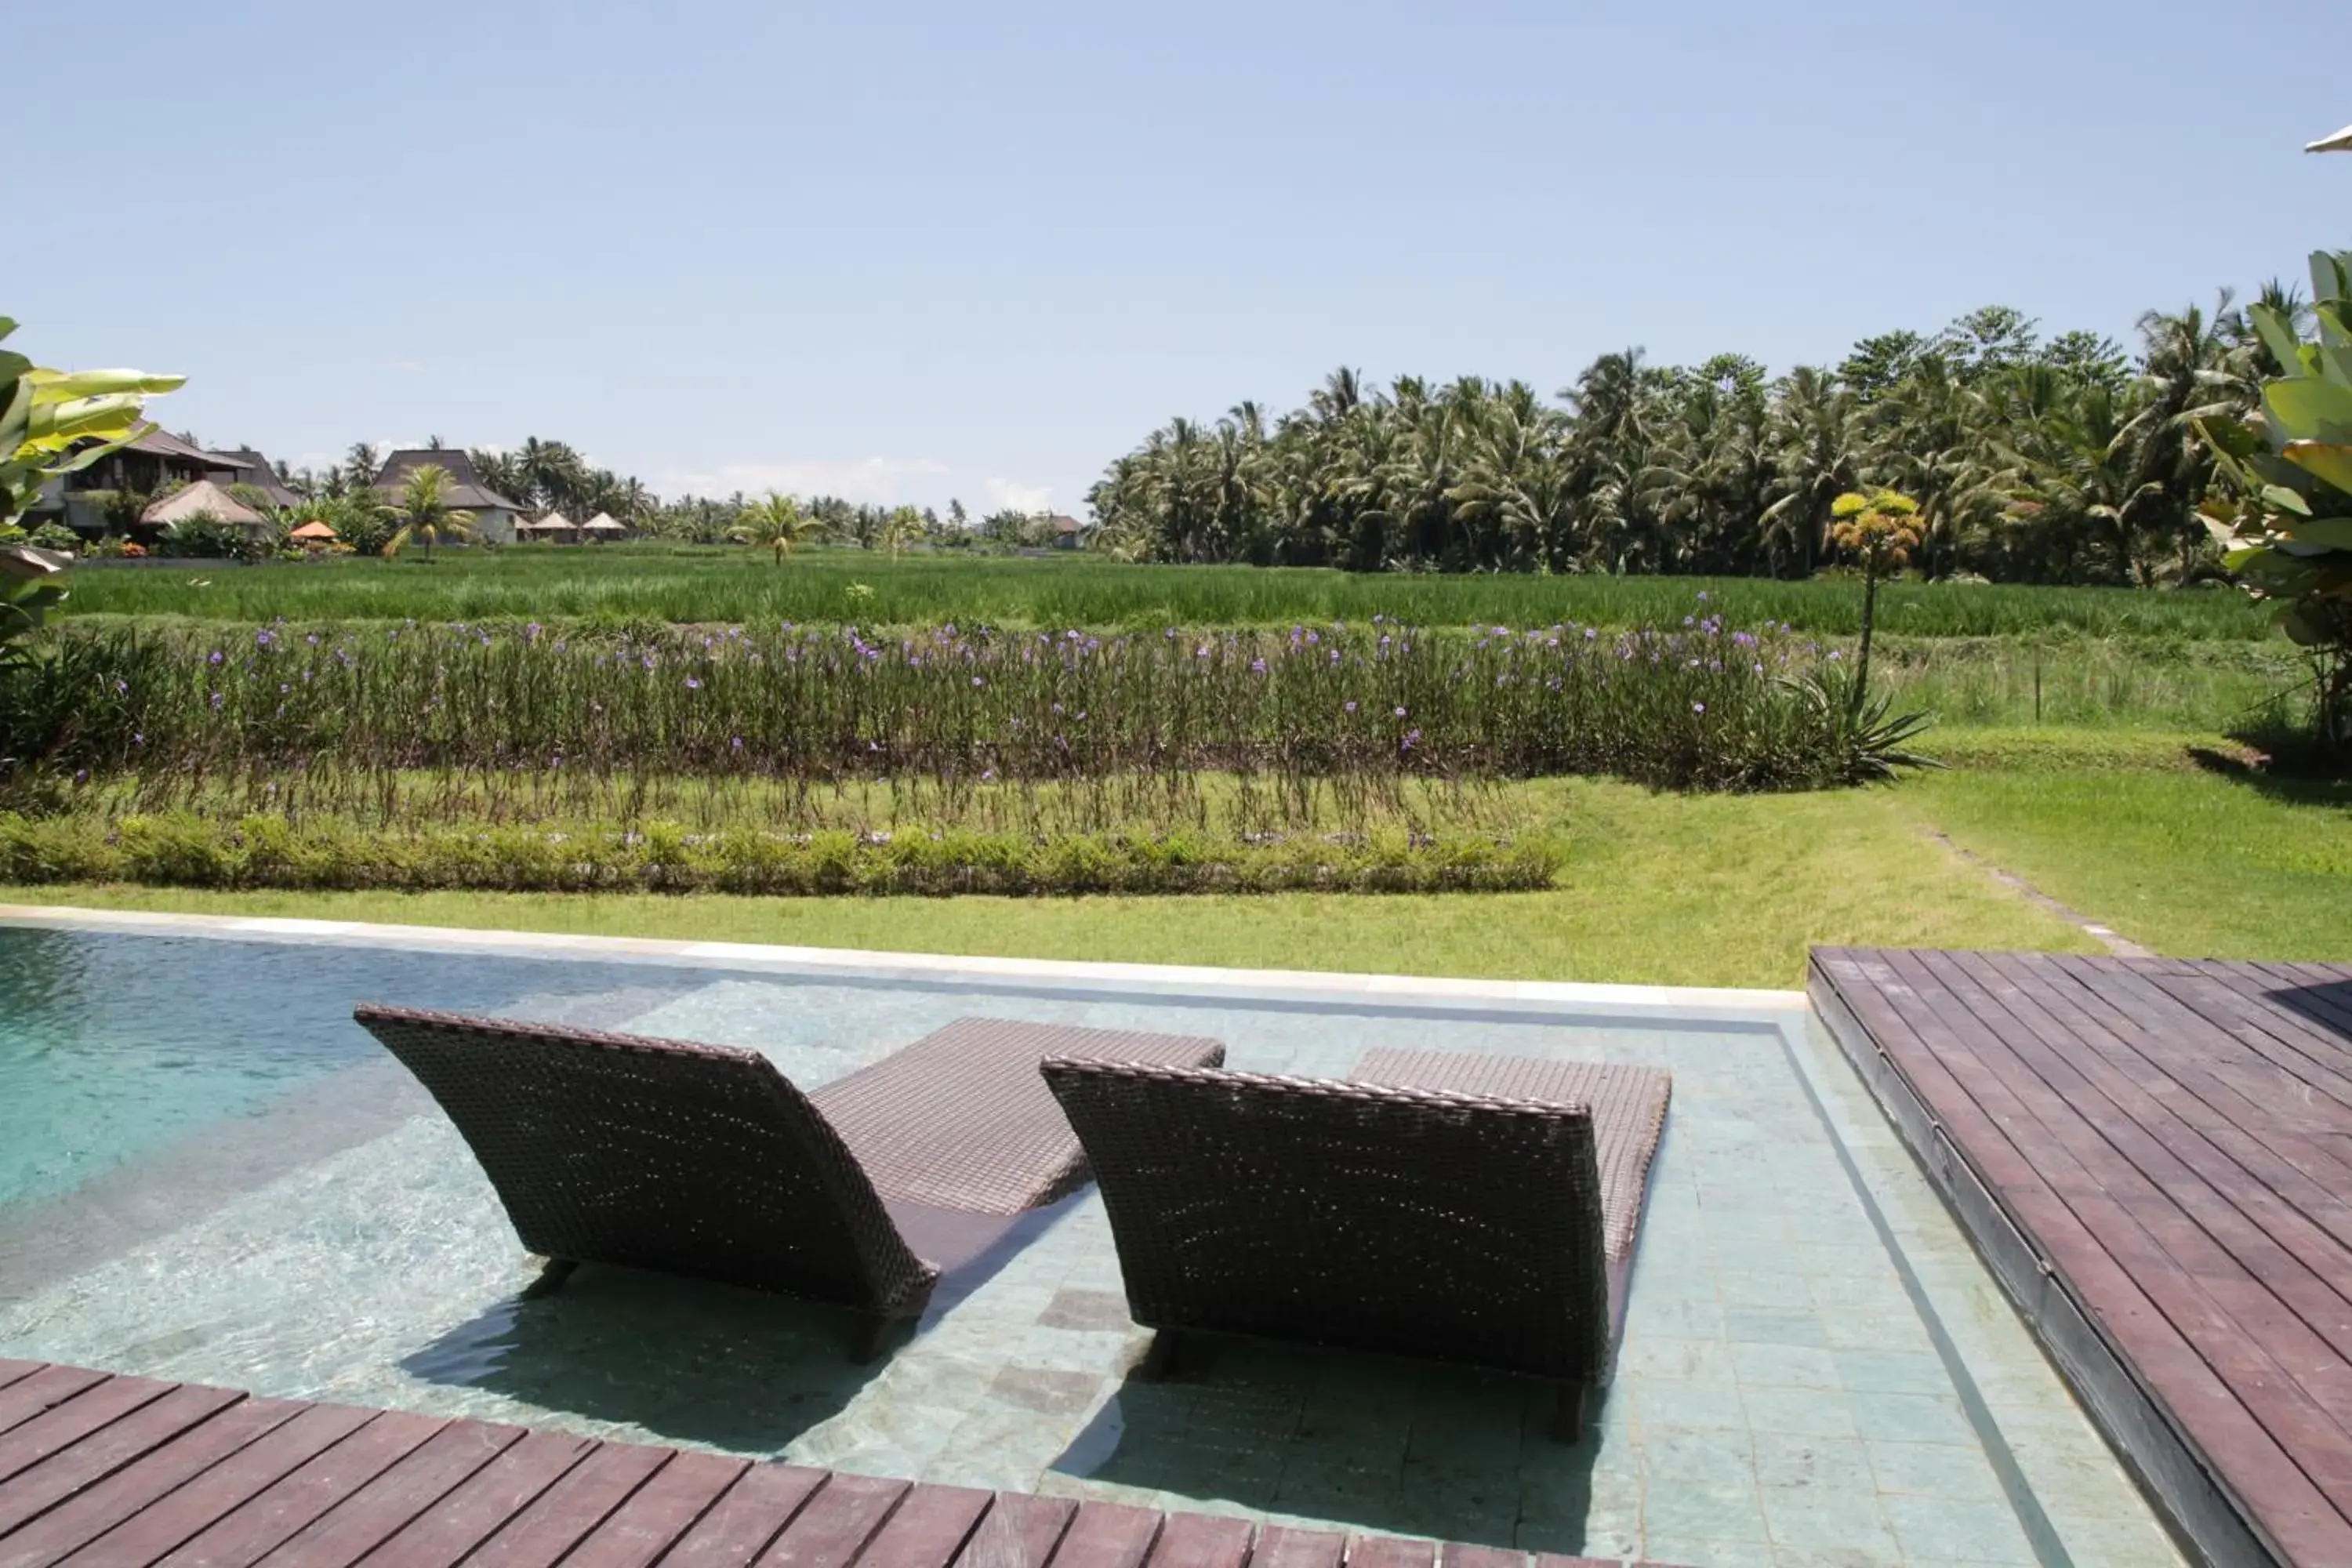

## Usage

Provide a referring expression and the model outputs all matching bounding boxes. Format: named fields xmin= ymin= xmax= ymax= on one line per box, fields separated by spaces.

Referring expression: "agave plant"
xmin=2195 ymin=250 xmax=2352 ymax=749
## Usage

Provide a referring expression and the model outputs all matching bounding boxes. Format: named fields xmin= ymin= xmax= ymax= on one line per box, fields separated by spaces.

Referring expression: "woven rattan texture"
xmin=809 ymin=1017 xmax=1226 ymax=1216
xmin=353 ymin=1005 xmax=938 ymax=1317
xmin=1352 ymin=1048 xmax=1671 ymax=1265
xmin=1040 ymin=1061 xmax=1615 ymax=1385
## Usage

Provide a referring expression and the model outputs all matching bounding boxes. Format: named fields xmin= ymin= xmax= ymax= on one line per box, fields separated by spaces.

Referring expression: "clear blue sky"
xmin=20 ymin=1 xmax=2347 ymax=517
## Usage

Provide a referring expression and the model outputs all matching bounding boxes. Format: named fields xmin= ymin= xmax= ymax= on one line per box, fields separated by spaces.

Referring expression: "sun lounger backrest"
xmin=1040 ymin=1060 xmax=1613 ymax=1384
xmin=356 ymin=1005 xmax=934 ymax=1316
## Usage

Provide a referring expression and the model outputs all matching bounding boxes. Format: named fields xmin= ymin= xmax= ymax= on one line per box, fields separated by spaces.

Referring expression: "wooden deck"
xmin=0 ymin=1360 xmax=1668 ymax=1568
xmin=1809 ymin=948 xmax=2352 ymax=1568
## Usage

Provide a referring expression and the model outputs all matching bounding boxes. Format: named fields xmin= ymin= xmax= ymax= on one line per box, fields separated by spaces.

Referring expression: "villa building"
xmin=372 ymin=448 xmax=524 ymax=543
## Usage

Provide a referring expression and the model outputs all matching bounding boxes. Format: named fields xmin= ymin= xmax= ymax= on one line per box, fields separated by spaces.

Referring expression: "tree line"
xmin=260 ymin=437 xmax=1064 ymax=553
xmin=1084 ymin=293 xmax=2303 ymax=586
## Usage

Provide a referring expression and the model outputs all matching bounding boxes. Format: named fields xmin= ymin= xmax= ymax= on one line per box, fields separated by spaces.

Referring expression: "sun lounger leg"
xmin=851 ymin=1314 xmax=906 ymax=1365
xmin=522 ymin=1258 xmax=579 ymax=1298
xmin=1550 ymin=1381 xmax=1590 ymax=1443
xmin=1136 ymin=1330 xmax=1182 ymax=1381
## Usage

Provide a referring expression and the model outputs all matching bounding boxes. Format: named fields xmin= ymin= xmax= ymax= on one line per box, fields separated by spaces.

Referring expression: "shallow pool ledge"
xmin=0 ymin=901 xmax=1806 ymax=1019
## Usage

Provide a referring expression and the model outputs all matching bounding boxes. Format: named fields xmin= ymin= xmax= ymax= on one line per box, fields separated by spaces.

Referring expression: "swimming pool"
xmin=0 ymin=912 xmax=2180 ymax=1566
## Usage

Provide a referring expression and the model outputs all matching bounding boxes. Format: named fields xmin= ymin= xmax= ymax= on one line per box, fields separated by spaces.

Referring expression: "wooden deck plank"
xmin=0 ymin=1359 xmax=1685 ymax=1568
xmin=0 ymin=1369 xmax=40 ymax=1397
xmin=1929 ymin=953 xmax=2352 ymax=1381
xmin=1250 ymin=1525 xmax=1345 ymax=1568
xmin=1341 ymin=1538 xmax=1437 ymax=1568
xmin=464 ymin=1442 xmax=673 ymax=1568
xmin=147 ymin=1407 xmax=445 ymax=1566
xmin=858 ymin=1483 xmax=993 ymax=1568
xmin=656 ymin=1461 xmax=826 ymax=1566
xmin=757 ymin=1471 xmax=909 ymax=1568
xmin=350 ymin=1428 xmax=597 ymax=1568
xmin=953 ymin=1494 xmax=1074 ymax=1568
xmin=2008 ymin=959 xmax=2352 ymax=1250
xmin=0 ymin=1382 xmax=244 ymax=1540
xmin=38 ymin=1399 xmax=365 ymax=1566
xmin=0 ymin=1367 xmax=108 ymax=1440
xmin=2038 ymin=953 xmax=2352 ymax=1123
xmin=1137 ymin=1510 xmax=1252 ymax=1568
xmin=558 ymin=1447 xmax=750 ymax=1568
xmin=1040 ymin=1501 xmax=1162 ymax=1568
xmin=0 ymin=1374 xmax=176 ymax=1488
xmin=1812 ymin=946 xmax=2352 ymax=1568
xmin=263 ymin=1417 xmax=523 ymax=1567
xmin=1874 ymin=951 xmax=2352 ymax=1531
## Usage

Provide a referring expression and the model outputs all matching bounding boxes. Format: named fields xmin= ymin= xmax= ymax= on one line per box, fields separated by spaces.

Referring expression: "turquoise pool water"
xmin=0 ymin=926 xmax=702 ymax=1206
xmin=0 ymin=918 xmax=2180 ymax=1567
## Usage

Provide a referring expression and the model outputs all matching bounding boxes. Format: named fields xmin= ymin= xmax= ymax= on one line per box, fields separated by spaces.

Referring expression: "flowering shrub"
xmin=5 ymin=605 xmax=1927 ymax=793
xmin=0 ymin=811 xmax=1561 ymax=895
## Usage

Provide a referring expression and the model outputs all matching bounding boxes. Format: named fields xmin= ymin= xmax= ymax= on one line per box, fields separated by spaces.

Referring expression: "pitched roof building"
xmin=206 ymin=448 xmax=304 ymax=510
xmin=372 ymin=448 xmax=524 ymax=543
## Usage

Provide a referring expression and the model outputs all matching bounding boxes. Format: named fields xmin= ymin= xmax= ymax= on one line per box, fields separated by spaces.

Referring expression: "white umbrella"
xmin=2309 ymin=122 xmax=2352 ymax=153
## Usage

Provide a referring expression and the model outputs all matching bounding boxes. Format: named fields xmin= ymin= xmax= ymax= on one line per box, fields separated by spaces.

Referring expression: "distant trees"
xmin=1087 ymin=294 xmax=2287 ymax=586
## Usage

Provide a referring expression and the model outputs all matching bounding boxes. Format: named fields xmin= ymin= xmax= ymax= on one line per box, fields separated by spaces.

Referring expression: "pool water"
xmin=0 ymin=927 xmax=703 ymax=1207
xmin=0 ymin=916 xmax=2183 ymax=1567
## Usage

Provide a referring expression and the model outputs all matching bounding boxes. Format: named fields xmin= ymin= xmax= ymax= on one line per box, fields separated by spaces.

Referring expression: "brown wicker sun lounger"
xmin=354 ymin=1006 xmax=1224 ymax=1356
xmin=1040 ymin=1051 xmax=1671 ymax=1438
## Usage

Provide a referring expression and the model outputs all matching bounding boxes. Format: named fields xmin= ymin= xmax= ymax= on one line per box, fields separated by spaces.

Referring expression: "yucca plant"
xmin=2196 ymin=249 xmax=2352 ymax=751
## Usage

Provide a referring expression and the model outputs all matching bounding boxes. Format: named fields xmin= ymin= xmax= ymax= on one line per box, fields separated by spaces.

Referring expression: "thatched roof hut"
xmin=142 ymin=480 xmax=267 ymax=529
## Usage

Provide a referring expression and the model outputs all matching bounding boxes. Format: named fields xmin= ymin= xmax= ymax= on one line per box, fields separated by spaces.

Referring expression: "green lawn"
xmin=1909 ymin=751 xmax=2352 ymax=960
xmin=9 ymin=733 xmax=2340 ymax=988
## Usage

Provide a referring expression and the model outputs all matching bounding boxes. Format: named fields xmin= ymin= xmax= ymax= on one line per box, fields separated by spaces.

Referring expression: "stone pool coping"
xmin=0 ymin=903 xmax=1808 ymax=1022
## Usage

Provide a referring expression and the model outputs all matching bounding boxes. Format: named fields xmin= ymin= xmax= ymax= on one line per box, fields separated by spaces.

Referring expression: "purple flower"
xmin=1693 ymin=702 xmax=1706 ymax=714
xmin=1393 ymin=706 xmax=1407 ymax=718
xmin=1250 ymin=658 xmax=1268 ymax=674
xmin=972 ymin=676 xmax=984 ymax=687
xmin=685 ymin=676 xmax=702 ymax=689
xmin=731 ymin=735 xmax=744 ymax=751
xmin=114 ymin=680 xmax=128 ymax=694
xmin=1344 ymin=700 xmax=1358 ymax=713
xmin=132 ymin=732 xmax=143 ymax=746
xmin=209 ymin=691 xmax=223 ymax=709
xmin=208 ymin=650 xmax=224 ymax=666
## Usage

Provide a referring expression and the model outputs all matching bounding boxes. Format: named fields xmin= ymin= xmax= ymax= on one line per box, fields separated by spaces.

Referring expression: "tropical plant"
xmin=382 ymin=465 xmax=477 ymax=561
xmin=730 ymin=491 xmax=825 ymax=562
xmin=2196 ymin=249 xmax=2352 ymax=751
xmin=1 ymin=316 xmax=182 ymax=671
xmin=1829 ymin=488 xmax=1923 ymax=710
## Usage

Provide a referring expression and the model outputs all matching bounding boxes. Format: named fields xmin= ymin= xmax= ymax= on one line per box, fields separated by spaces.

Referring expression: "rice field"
xmin=62 ymin=548 xmax=2281 ymax=641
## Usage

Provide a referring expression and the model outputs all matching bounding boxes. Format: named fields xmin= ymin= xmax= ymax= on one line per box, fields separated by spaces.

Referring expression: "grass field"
xmin=66 ymin=549 xmax=2280 ymax=640
xmin=9 ymin=733 xmax=2344 ymax=985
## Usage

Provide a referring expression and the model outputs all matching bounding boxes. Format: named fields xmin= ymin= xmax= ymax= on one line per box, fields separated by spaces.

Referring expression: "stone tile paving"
xmin=0 ymin=961 xmax=2189 ymax=1568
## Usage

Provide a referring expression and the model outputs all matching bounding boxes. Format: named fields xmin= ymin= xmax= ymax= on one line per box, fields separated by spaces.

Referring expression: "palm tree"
xmin=880 ymin=506 xmax=924 ymax=558
xmin=730 ymin=491 xmax=824 ymax=562
xmin=383 ymin=465 xmax=477 ymax=560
